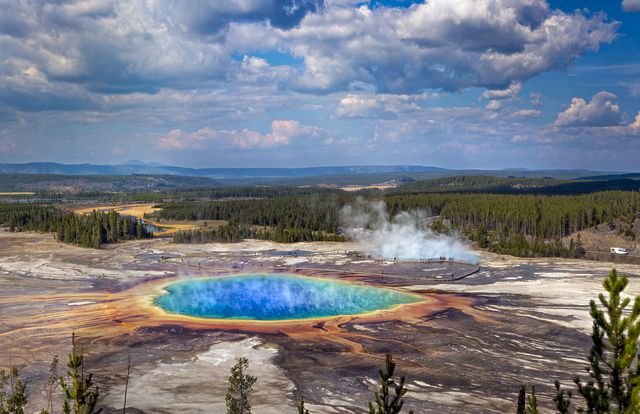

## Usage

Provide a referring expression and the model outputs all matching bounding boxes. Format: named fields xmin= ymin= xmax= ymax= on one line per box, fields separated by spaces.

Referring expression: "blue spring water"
xmin=154 ymin=273 xmax=422 ymax=321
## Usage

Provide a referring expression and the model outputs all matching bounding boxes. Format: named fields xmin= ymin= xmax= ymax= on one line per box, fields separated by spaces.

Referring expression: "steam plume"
xmin=340 ymin=198 xmax=478 ymax=263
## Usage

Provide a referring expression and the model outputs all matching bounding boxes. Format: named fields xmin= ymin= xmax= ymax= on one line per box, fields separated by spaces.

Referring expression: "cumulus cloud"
xmin=156 ymin=120 xmax=326 ymax=150
xmin=45 ymin=0 xmax=115 ymax=21
xmin=275 ymin=0 xmax=617 ymax=93
xmin=335 ymin=93 xmax=423 ymax=118
xmin=530 ymin=92 xmax=543 ymax=107
xmin=480 ymin=82 xmax=522 ymax=100
xmin=242 ymin=56 xmax=270 ymax=72
xmin=512 ymin=109 xmax=541 ymax=118
xmin=0 ymin=1 xmax=231 ymax=98
xmin=511 ymin=134 xmax=529 ymax=142
xmin=235 ymin=55 xmax=297 ymax=86
xmin=170 ymin=0 xmax=324 ymax=35
xmin=0 ymin=0 xmax=634 ymax=169
xmin=0 ymin=0 xmax=619 ymax=112
xmin=0 ymin=0 xmax=321 ymax=103
xmin=622 ymin=0 xmax=640 ymax=12
xmin=631 ymin=112 xmax=640 ymax=132
xmin=157 ymin=128 xmax=215 ymax=151
xmin=554 ymin=91 xmax=623 ymax=127
xmin=486 ymin=100 xmax=503 ymax=111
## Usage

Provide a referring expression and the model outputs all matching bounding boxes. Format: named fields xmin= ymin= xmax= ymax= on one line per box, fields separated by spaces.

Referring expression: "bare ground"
xmin=1 ymin=231 xmax=640 ymax=413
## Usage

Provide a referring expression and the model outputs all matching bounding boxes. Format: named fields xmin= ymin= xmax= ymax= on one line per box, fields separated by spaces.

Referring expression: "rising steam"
xmin=340 ymin=198 xmax=478 ymax=263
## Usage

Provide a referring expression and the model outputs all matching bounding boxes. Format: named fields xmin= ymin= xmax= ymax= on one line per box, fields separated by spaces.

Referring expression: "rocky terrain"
xmin=1 ymin=231 xmax=639 ymax=413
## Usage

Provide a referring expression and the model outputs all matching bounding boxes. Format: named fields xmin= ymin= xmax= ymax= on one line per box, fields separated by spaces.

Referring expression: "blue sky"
xmin=1 ymin=0 xmax=639 ymax=170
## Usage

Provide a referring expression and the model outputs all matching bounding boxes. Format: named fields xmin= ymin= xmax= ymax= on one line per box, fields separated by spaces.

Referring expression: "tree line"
xmin=154 ymin=191 xmax=639 ymax=256
xmin=0 ymin=204 xmax=151 ymax=248
xmin=391 ymin=175 xmax=640 ymax=196
xmin=173 ymin=224 xmax=343 ymax=244
xmin=4 ymin=189 xmax=639 ymax=256
xmin=154 ymin=194 xmax=348 ymax=233
xmin=156 ymin=191 xmax=640 ymax=241
xmin=4 ymin=185 xmax=343 ymax=205
xmin=384 ymin=191 xmax=640 ymax=240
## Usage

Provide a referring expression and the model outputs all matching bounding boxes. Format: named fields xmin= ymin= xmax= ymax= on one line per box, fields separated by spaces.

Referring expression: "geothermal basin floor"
xmin=1 ymin=231 xmax=640 ymax=413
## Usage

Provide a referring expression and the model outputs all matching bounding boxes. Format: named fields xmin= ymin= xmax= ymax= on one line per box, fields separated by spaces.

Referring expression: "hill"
xmin=576 ymin=173 xmax=640 ymax=181
xmin=0 ymin=162 xmax=446 ymax=179
xmin=0 ymin=162 xmax=632 ymax=188
xmin=0 ymin=174 xmax=221 ymax=192
xmin=392 ymin=175 xmax=640 ymax=195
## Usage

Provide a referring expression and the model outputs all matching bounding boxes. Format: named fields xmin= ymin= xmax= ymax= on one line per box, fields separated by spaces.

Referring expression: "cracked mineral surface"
xmin=1 ymin=231 xmax=639 ymax=413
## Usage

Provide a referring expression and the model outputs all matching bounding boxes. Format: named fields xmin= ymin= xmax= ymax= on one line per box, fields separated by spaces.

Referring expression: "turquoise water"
xmin=154 ymin=274 xmax=421 ymax=321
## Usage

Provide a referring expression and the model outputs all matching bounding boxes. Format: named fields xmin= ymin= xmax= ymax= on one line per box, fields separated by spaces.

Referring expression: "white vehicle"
xmin=610 ymin=247 xmax=629 ymax=255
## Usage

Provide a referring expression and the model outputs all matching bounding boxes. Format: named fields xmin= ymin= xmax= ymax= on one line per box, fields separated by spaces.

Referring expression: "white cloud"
xmin=45 ymin=0 xmax=114 ymax=20
xmin=530 ymin=92 xmax=543 ymax=107
xmin=486 ymin=100 xmax=503 ymax=111
xmin=631 ymin=112 xmax=640 ymax=132
xmin=0 ymin=0 xmax=322 ymax=100
xmin=480 ymin=82 xmax=522 ymax=100
xmin=242 ymin=56 xmax=270 ymax=72
xmin=235 ymin=55 xmax=297 ymax=85
xmin=622 ymin=0 xmax=640 ymax=12
xmin=374 ymin=119 xmax=419 ymax=143
xmin=0 ymin=0 xmax=620 ymax=112
xmin=512 ymin=109 xmax=541 ymax=118
xmin=157 ymin=128 xmax=215 ymax=151
xmin=169 ymin=1 xmax=323 ymax=35
xmin=0 ymin=0 xmax=636 ymax=170
xmin=156 ymin=120 xmax=326 ymax=150
xmin=335 ymin=93 xmax=422 ymax=118
xmin=0 ymin=1 xmax=232 ymax=97
xmin=270 ymin=0 xmax=617 ymax=93
xmin=554 ymin=91 xmax=623 ymax=127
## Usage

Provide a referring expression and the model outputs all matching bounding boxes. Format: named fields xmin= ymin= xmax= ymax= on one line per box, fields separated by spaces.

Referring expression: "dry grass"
xmin=0 ymin=192 xmax=36 ymax=195
xmin=74 ymin=203 xmax=160 ymax=217
xmin=73 ymin=203 xmax=208 ymax=236
xmin=561 ymin=221 xmax=639 ymax=253
xmin=340 ymin=185 xmax=397 ymax=192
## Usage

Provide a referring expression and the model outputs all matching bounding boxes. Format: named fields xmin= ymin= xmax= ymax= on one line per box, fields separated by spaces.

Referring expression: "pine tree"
xmin=46 ymin=355 xmax=59 ymax=414
xmin=475 ymin=225 xmax=489 ymax=248
xmin=368 ymin=354 xmax=412 ymax=414
xmin=297 ymin=397 xmax=310 ymax=414
xmin=553 ymin=380 xmax=572 ymax=414
xmin=225 ymin=357 xmax=257 ymax=414
xmin=575 ymin=233 xmax=586 ymax=257
xmin=0 ymin=367 xmax=27 ymax=414
xmin=515 ymin=385 xmax=538 ymax=414
xmin=92 ymin=226 xmax=102 ymax=249
xmin=0 ymin=371 xmax=6 ymax=414
xmin=516 ymin=385 xmax=526 ymax=414
xmin=526 ymin=386 xmax=538 ymax=414
xmin=554 ymin=268 xmax=640 ymax=413
xmin=60 ymin=333 xmax=101 ymax=414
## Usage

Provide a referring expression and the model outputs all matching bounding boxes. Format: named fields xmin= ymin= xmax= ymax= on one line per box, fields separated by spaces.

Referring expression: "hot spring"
xmin=153 ymin=273 xmax=422 ymax=321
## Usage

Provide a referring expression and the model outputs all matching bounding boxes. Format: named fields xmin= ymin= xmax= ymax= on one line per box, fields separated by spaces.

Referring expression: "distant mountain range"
xmin=0 ymin=161 xmax=637 ymax=193
xmin=576 ymin=173 xmax=640 ymax=181
xmin=0 ymin=173 xmax=222 ymax=192
xmin=0 ymin=162 xmax=447 ymax=178
xmin=0 ymin=162 xmax=636 ymax=188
